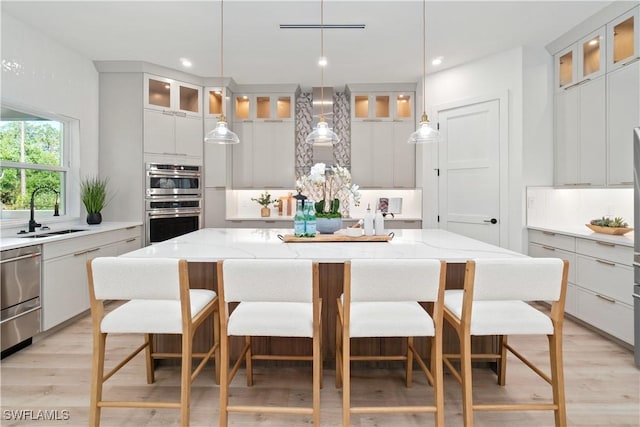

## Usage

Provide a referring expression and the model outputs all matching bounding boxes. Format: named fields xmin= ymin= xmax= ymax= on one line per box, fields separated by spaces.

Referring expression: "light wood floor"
xmin=1 ymin=306 xmax=638 ymax=427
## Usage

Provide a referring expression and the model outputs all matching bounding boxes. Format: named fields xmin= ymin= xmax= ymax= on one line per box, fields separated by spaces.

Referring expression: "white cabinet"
xmin=204 ymin=118 xmax=229 ymax=187
xmin=231 ymin=120 xmax=294 ymax=188
xmin=144 ymin=74 xmax=202 ymax=117
xmin=233 ymin=93 xmax=294 ymax=122
xmin=204 ymin=187 xmax=227 ymax=227
xmin=607 ymin=60 xmax=640 ymax=186
xmin=42 ymin=226 xmax=142 ymax=331
xmin=554 ymin=27 xmax=606 ymax=92
xmin=606 ymin=6 xmax=640 ymax=73
xmin=351 ymin=92 xmax=414 ymax=122
xmin=555 ymin=76 xmax=606 ymax=186
xmin=143 ymin=109 xmax=203 ymax=157
xmin=352 ymin=121 xmax=416 ymax=188
xmin=528 ymin=229 xmax=633 ymax=344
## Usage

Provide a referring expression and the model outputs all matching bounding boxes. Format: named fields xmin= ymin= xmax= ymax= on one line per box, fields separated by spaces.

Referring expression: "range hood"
xmin=310 ymin=87 xmax=336 ymax=164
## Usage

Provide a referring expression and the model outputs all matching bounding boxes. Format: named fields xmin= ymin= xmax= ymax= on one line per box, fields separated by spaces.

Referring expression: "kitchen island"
xmin=122 ymin=228 xmax=526 ymax=362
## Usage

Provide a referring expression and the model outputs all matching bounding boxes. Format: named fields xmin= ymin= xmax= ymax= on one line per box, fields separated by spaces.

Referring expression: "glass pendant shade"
xmin=408 ymin=113 xmax=439 ymax=144
xmin=204 ymin=116 xmax=239 ymax=144
xmin=305 ymin=118 xmax=339 ymax=146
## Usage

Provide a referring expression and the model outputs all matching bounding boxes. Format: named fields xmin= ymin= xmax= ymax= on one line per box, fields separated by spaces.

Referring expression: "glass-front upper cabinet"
xmin=144 ymin=74 xmax=202 ymax=117
xmin=607 ymin=6 xmax=640 ymax=72
xmin=555 ymin=45 xmax=578 ymax=91
xmin=233 ymin=94 xmax=294 ymax=121
xmin=352 ymin=92 xmax=413 ymax=121
xmin=205 ymin=87 xmax=230 ymax=118
xmin=578 ymin=27 xmax=606 ymax=81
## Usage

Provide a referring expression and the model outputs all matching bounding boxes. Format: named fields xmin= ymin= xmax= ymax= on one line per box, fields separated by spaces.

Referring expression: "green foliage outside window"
xmin=0 ymin=120 xmax=63 ymax=211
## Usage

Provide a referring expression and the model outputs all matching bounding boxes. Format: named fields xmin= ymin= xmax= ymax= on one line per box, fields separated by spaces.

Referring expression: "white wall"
xmin=1 ymin=12 xmax=100 ymax=217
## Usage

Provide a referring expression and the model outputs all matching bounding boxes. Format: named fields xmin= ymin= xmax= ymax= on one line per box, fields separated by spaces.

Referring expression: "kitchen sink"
xmin=19 ymin=229 xmax=86 ymax=238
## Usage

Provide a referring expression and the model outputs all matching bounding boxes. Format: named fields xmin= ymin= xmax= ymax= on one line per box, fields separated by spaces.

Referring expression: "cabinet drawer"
xmin=565 ymin=283 xmax=579 ymax=317
xmin=576 ymin=255 xmax=633 ymax=305
xmin=43 ymin=226 xmax=141 ymax=260
xmin=576 ymin=287 xmax=633 ymax=344
xmin=528 ymin=243 xmax=576 ymax=283
xmin=528 ymin=230 xmax=575 ymax=252
xmin=576 ymin=238 xmax=632 ymax=265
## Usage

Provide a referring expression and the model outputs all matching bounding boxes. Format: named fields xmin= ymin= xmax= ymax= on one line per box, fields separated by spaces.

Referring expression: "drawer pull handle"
xmin=596 ymin=241 xmax=615 ymax=247
xmin=595 ymin=259 xmax=615 ymax=267
xmin=595 ymin=294 xmax=615 ymax=303
xmin=542 ymin=231 xmax=556 ymax=236
xmin=125 ymin=238 xmax=137 ymax=243
xmin=542 ymin=245 xmax=556 ymax=251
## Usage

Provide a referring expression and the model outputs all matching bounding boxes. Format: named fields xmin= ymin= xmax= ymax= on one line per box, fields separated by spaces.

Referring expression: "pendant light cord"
xmin=320 ymin=0 xmax=325 ymax=118
xmin=422 ymin=0 xmax=426 ymax=116
xmin=220 ymin=0 xmax=224 ymax=79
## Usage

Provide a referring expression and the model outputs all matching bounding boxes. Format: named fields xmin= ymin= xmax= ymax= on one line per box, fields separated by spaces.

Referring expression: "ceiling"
xmin=2 ymin=1 xmax=614 ymax=90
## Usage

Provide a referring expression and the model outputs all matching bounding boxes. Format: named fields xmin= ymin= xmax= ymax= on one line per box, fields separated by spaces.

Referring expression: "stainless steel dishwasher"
xmin=1 ymin=245 xmax=41 ymax=357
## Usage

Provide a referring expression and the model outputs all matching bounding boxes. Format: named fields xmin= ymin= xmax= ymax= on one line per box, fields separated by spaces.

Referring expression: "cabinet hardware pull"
xmin=242 ymin=120 xmax=254 ymax=123
xmin=596 ymin=241 xmax=614 ymax=247
xmin=618 ymin=182 xmax=634 ymax=185
xmin=174 ymin=112 xmax=187 ymax=118
xmin=621 ymin=57 xmax=640 ymax=67
xmin=86 ymin=248 xmax=101 ymax=254
xmin=363 ymin=119 xmax=383 ymax=122
xmin=542 ymin=231 xmax=556 ymax=236
xmin=0 ymin=252 xmax=42 ymax=264
xmin=563 ymin=81 xmax=582 ymax=90
xmin=126 ymin=226 xmax=136 ymax=230
xmin=162 ymin=110 xmax=174 ymax=115
xmin=265 ymin=119 xmax=283 ymax=123
xmin=125 ymin=238 xmax=137 ymax=243
xmin=595 ymin=294 xmax=615 ymax=303
xmin=73 ymin=250 xmax=88 ymax=257
xmin=542 ymin=245 xmax=556 ymax=251
xmin=595 ymin=258 xmax=616 ymax=266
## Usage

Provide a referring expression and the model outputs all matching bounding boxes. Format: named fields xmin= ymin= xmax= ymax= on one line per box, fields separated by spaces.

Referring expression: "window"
xmin=0 ymin=107 xmax=67 ymax=221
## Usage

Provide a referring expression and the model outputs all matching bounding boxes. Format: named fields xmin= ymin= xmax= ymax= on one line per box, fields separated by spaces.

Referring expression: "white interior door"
xmin=438 ymin=99 xmax=501 ymax=246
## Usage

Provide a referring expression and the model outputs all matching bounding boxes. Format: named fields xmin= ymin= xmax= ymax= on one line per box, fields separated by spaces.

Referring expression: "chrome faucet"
xmin=28 ymin=186 xmax=60 ymax=232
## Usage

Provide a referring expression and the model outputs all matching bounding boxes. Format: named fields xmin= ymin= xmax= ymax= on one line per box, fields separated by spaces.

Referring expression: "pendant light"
xmin=204 ymin=0 xmax=239 ymax=145
xmin=305 ymin=0 xmax=339 ymax=146
xmin=408 ymin=0 xmax=439 ymax=144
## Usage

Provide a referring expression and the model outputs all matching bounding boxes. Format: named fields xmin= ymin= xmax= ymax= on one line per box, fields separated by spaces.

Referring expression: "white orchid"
xmin=297 ymin=163 xmax=361 ymax=216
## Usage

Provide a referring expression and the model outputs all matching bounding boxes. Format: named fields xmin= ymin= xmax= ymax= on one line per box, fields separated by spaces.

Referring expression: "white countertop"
xmin=528 ymin=225 xmax=634 ymax=248
xmin=121 ymin=228 xmax=526 ymax=263
xmin=0 ymin=221 xmax=142 ymax=251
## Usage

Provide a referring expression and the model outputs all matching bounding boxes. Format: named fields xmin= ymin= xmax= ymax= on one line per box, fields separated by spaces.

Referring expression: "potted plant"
xmin=251 ymin=191 xmax=273 ymax=217
xmin=298 ymin=163 xmax=361 ymax=233
xmin=586 ymin=216 xmax=633 ymax=235
xmin=80 ymin=176 xmax=110 ymax=224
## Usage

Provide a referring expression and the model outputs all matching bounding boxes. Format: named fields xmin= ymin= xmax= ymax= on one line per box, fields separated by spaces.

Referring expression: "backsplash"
xmin=294 ymin=91 xmax=350 ymax=178
xmin=526 ymin=187 xmax=634 ymax=229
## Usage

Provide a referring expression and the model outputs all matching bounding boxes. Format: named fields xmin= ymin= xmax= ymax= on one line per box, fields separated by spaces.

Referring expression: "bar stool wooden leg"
xmin=406 ymin=336 xmax=414 ymax=387
xmin=549 ymin=333 xmax=567 ymax=426
xmin=180 ymin=332 xmax=192 ymax=427
xmin=432 ymin=328 xmax=444 ymax=427
xmin=460 ymin=329 xmax=474 ymax=427
xmin=219 ymin=335 xmax=229 ymax=427
xmin=498 ymin=335 xmax=508 ymax=386
xmin=145 ymin=333 xmax=155 ymax=384
xmin=342 ymin=330 xmax=351 ymax=427
xmin=214 ymin=309 xmax=221 ymax=385
xmin=90 ymin=332 xmax=107 ymax=427
xmin=245 ymin=336 xmax=253 ymax=386
xmin=335 ymin=313 xmax=343 ymax=388
xmin=313 ymin=320 xmax=321 ymax=426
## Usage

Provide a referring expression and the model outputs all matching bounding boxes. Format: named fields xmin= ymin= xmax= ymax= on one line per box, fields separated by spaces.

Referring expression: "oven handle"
xmin=146 ymin=170 xmax=201 ymax=178
xmin=148 ymin=210 xmax=201 ymax=219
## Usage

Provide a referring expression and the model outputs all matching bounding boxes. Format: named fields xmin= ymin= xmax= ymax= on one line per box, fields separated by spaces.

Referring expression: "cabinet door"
xmin=204 ymin=118 xmax=228 ymax=187
xmin=175 ymin=115 xmax=203 ymax=157
xmin=555 ymin=89 xmax=579 ymax=184
xmin=204 ymin=187 xmax=227 ymax=227
xmin=143 ymin=109 xmax=175 ymax=155
xmin=392 ymin=121 xmax=416 ymax=187
xmin=144 ymin=75 xmax=172 ymax=111
xmin=205 ymin=87 xmax=225 ymax=118
xmin=371 ymin=122 xmax=395 ymax=187
xmin=274 ymin=95 xmax=293 ymax=120
xmin=554 ymin=45 xmax=578 ymax=92
xmin=393 ymin=93 xmax=414 ymax=121
xmin=234 ymin=95 xmax=252 ymax=121
xmin=232 ymin=121 xmax=254 ymax=188
xmin=578 ymin=27 xmax=605 ymax=81
xmin=42 ymin=253 xmax=86 ymax=330
xmin=607 ymin=6 xmax=640 ymax=73
xmin=607 ymin=61 xmax=639 ymax=185
xmin=176 ymin=81 xmax=202 ymax=117
xmin=350 ymin=121 xmax=373 ymax=186
xmin=578 ymin=77 xmax=606 ymax=186
xmin=252 ymin=121 xmax=295 ymax=187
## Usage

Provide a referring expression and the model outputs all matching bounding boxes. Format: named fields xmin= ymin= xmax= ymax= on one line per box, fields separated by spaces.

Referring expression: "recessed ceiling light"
xmin=431 ymin=56 xmax=443 ymax=66
xmin=180 ymin=58 xmax=192 ymax=68
xmin=318 ymin=56 xmax=328 ymax=67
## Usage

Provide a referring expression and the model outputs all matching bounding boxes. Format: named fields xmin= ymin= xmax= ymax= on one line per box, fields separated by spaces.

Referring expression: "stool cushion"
xmin=227 ymin=302 xmax=314 ymax=338
xmin=444 ymin=290 xmax=554 ymax=336
xmin=349 ymin=301 xmax=435 ymax=338
xmin=101 ymin=289 xmax=216 ymax=334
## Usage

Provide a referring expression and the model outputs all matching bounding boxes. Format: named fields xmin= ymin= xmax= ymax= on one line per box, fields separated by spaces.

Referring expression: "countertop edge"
xmin=527 ymin=226 xmax=634 ymax=247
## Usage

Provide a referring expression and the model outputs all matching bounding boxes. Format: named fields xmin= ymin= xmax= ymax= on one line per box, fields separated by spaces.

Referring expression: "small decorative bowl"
xmin=346 ymin=227 xmax=363 ymax=237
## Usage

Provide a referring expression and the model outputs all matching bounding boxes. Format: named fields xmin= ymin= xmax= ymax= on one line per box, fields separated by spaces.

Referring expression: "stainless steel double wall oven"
xmin=145 ymin=163 xmax=202 ymax=244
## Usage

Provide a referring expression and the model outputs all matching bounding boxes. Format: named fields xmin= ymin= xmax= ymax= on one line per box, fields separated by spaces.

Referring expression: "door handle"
xmin=483 ymin=218 xmax=498 ymax=224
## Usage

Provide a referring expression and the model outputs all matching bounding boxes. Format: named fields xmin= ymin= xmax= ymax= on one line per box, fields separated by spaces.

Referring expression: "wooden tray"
xmin=585 ymin=224 xmax=633 ymax=235
xmin=279 ymin=233 xmax=394 ymax=243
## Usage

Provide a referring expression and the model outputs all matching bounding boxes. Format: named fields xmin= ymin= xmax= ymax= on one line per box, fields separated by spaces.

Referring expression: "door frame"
xmin=427 ymin=91 xmax=509 ymax=248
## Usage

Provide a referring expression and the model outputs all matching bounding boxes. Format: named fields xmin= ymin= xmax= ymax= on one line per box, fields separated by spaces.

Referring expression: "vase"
xmin=316 ymin=217 xmax=342 ymax=234
xmin=87 ymin=212 xmax=102 ymax=225
xmin=260 ymin=207 xmax=271 ymax=217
